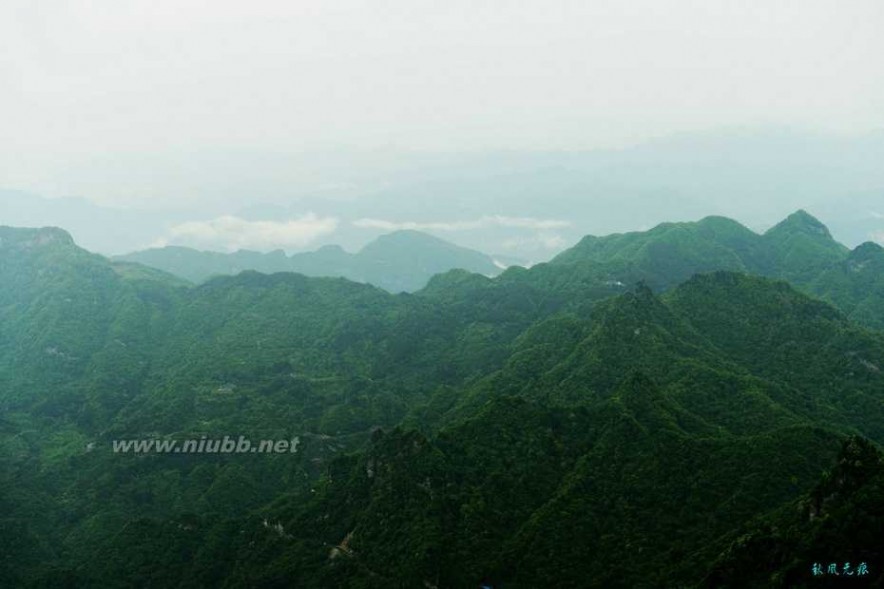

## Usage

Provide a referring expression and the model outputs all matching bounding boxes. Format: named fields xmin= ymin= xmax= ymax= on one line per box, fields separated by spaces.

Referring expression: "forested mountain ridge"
xmin=1 ymin=217 xmax=883 ymax=587
xmin=114 ymin=229 xmax=503 ymax=292
xmin=547 ymin=210 xmax=883 ymax=328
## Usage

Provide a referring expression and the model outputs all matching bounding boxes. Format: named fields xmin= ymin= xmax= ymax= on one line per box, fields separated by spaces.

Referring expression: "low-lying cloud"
xmin=501 ymin=233 xmax=569 ymax=251
xmin=352 ymin=215 xmax=570 ymax=232
xmin=153 ymin=214 xmax=338 ymax=251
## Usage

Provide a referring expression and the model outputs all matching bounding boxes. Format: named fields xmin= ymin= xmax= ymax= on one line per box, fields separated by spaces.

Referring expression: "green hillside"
xmin=1 ymin=220 xmax=883 ymax=587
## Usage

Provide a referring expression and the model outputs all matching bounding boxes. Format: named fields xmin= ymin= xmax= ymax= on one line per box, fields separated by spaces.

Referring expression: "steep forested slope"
xmin=702 ymin=436 xmax=884 ymax=588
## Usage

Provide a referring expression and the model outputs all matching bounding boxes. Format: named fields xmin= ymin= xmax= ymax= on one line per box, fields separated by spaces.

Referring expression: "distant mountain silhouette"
xmin=115 ymin=230 xmax=504 ymax=292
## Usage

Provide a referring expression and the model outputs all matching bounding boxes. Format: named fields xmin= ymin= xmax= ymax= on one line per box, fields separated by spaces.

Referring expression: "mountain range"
xmin=114 ymin=230 xmax=505 ymax=293
xmin=1 ymin=210 xmax=883 ymax=587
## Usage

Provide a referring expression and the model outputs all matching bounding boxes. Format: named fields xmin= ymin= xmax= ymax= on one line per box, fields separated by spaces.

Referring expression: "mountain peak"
xmin=364 ymin=229 xmax=451 ymax=249
xmin=766 ymin=209 xmax=833 ymax=239
xmin=845 ymin=241 xmax=884 ymax=274
xmin=595 ymin=281 xmax=675 ymax=333
xmin=357 ymin=230 xmax=499 ymax=287
xmin=316 ymin=244 xmax=345 ymax=253
xmin=848 ymin=241 xmax=884 ymax=261
xmin=0 ymin=226 xmax=76 ymax=250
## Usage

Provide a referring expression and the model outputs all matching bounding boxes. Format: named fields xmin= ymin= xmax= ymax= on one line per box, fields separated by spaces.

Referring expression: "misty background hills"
xmin=115 ymin=230 xmax=505 ymax=293
xmin=3 ymin=128 xmax=884 ymax=262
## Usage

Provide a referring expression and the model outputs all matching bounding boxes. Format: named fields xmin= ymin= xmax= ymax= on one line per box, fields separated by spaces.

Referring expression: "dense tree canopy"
xmin=1 ymin=212 xmax=882 ymax=587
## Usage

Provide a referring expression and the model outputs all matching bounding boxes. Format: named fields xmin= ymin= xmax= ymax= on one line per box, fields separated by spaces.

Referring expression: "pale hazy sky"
xmin=2 ymin=0 xmax=884 ymax=211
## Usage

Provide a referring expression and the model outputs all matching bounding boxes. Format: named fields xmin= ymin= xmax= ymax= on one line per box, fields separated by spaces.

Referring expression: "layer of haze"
xmin=2 ymin=1 xmax=884 ymax=258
